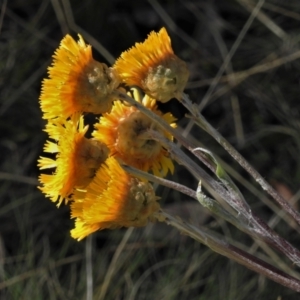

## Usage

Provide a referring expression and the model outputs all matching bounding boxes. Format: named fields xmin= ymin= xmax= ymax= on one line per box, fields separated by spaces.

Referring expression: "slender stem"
xmin=116 ymin=90 xmax=252 ymax=217
xmin=181 ymin=93 xmax=300 ymax=226
xmin=148 ymin=129 xmax=250 ymax=215
xmin=123 ymin=164 xmax=252 ymax=233
xmin=85 ymin=236 xmax=93 ymax=300
xmin=155 ymin=210 xmax=300 ymax=292
xmin=123 ymin=163 xmax=300 ymax=267
xmin=98 ymin=228 xmax=134 ymax=300
xmin=116 ymin=90 xmax=249 ymax=213
xmin=114 ymin=91 xmax=188 ymax=144
xmin=116 ymin=90 xmax=300 ymax=266
xmin=148 ymin=130 xmax=300 ymax=266
xmin=121 ymin=164 xmax=197 ymax=199
xmin=114 ymin=90 xmax=216 ymax=173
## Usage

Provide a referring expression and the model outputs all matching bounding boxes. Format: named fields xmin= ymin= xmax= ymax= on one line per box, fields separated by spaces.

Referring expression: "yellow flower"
xmin=38 ymin=116 xmax=109 ymax=206
xmin=93 ymin=89 xmax=176 ymax=177
xmin=40 ymin=34 xmax=119 ymax=121
xmin=113 ymin=27 xmax=189 ymax=103
xmin=71 ymin=157 xmax=159 ymax=241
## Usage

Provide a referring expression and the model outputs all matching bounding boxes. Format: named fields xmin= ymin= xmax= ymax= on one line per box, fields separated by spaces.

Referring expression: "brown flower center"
xmin=116 ymin=111 xmax=163 ymax=161
xmin=74 ymin=137 xmax=109 ymax=187
xmin=74 ymin=60 xmax=119 ymax=114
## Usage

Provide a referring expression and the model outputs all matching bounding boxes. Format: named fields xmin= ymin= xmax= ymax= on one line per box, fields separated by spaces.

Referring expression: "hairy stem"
xmin=117 ymin=90 xmax=300 ymax=268
xmin=181 ymin=93 xmax=300 ymax=226
xmin=148 ymin=130 xmax=300 ymax=266
xmin=155 ymin=210 xmax=300 ymax=292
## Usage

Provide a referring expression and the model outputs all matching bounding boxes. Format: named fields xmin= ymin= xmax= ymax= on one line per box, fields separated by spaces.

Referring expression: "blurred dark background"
xmin=1 ymin=0 xmax=300 ymax=299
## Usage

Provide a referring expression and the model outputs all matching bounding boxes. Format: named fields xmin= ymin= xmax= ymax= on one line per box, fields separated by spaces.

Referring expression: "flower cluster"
xmin=38 ymin=28 xmax=189 ymax=240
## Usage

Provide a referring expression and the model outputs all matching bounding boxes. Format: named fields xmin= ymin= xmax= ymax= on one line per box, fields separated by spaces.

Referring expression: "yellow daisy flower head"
xmin=38 ymin=116 xmax=109 ymax=206
xmin=93 ymin=90 xmax=176 ymax=177
xmin=113 ymin=27 xmax=189 ymax=103
xmin=71 ymin=157 xmax=160 ymax=241
xmin=40 ymin=34 xmax=120 ymax=121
